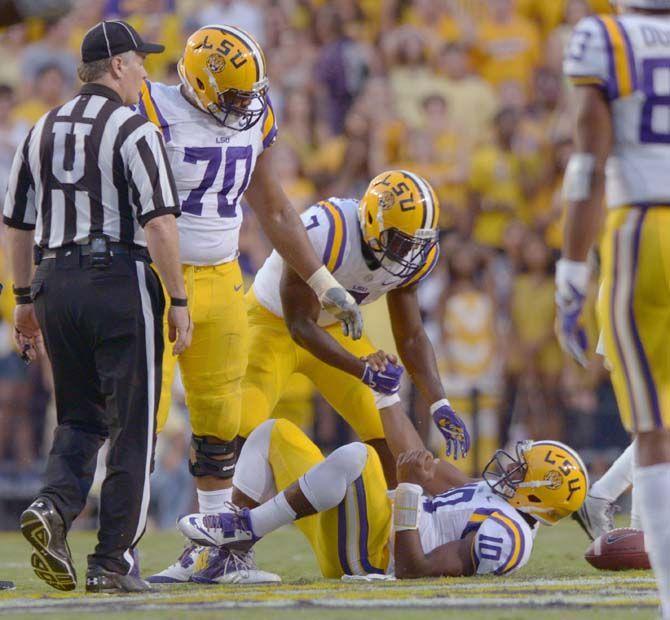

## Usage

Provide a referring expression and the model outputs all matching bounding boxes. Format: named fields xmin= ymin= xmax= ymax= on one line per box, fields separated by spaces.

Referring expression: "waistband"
xmin=36 ymin=242 xmax=150 ymax=264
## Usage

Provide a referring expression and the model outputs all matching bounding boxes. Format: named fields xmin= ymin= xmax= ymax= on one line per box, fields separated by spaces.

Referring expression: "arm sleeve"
xmin=563 ymin=16 xmax=614 ymax=96
xmin=472 ymin=512 xmax=532 ymax=576
xmin=2 ymin=130 xmax=36 ymax=231
xmin=261 ymin=95 xmax=278 ymax=151
xmin=124 ymin=125 xmax=181 ymax=227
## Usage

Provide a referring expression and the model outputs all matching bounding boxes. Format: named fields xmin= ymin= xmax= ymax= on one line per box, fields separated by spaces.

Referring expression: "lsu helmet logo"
xmin=379 ymin=190 xmax=395 ymax=211
xmin=206 ymin=53 xmax=226 ymax=74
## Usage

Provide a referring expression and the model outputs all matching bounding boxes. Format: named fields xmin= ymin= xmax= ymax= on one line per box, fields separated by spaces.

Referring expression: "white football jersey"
xmin=252 ymin=197 xmax=439 ymax=326
xmin=138 ymin=81 xmax=277 ymax=265
xmin=564 ymin=13 xmax=670 ymax=208
xmin=413 ymin=481 xmax=535 ymax=576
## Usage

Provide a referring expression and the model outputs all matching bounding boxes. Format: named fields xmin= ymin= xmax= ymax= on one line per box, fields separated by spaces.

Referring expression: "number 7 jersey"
xmin=137 ymin=80 xmax=278 ymax=265
xmin=564 ymin=13 xmax=670 ymax=208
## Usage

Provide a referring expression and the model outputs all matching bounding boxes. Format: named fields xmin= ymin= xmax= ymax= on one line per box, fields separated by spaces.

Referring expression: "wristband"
xmin=393 ymin=482 xmax=423 ymax=531
xmin=12 ymin=286 xmax=31 ymax=296
xmin=429 ymin=398 xmax=452 ymax=415
xmin=14 ymin=295 xmax=33 ymax=305
xmin=306 ymin=265 xmax=340 ymax=301
xmin=170 ymin=297 xmax=188 ymax=307
xmin=374 ymin=391 xmax=401 ymax=410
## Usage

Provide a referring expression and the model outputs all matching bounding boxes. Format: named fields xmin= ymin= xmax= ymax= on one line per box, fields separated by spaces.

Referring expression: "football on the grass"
xmin=585 ymin=528 xmax=650 ymax=570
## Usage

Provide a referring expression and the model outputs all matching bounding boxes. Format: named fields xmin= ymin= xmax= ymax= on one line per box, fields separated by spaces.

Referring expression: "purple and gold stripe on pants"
xmin=337 ymin=476 xmax=385 ymax=575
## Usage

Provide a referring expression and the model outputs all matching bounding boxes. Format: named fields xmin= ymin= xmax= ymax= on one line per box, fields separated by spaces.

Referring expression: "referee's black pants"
xmin=31 ymin=249 xmax=164 ymax=574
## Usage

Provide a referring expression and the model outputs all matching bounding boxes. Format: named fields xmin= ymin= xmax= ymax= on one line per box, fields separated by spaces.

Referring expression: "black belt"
xmin=35 ymin=242 xmax=149 ymax=264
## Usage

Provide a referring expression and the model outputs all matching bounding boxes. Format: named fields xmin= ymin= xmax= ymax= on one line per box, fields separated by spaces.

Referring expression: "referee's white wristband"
xmin=393 ymin=482 xmax=423 ymax=531
xmin=306 ymin=265 xmax=340 ymax=301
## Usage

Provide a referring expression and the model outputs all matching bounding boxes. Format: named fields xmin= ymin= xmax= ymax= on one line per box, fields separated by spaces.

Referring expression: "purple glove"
xmin=431 ymin=399 xmax=470 ymax=460
xmin=361 ymin=362 xmax=403 ymax=395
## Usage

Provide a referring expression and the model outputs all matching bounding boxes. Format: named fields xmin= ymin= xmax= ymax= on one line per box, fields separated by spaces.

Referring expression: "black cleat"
xmin=20 ymin=497 xmax=76 ymax=591
xmin=85 ymin=564 xmax=151 ymax=593
xmin=0 ymin=581 xmax=15 ymax=590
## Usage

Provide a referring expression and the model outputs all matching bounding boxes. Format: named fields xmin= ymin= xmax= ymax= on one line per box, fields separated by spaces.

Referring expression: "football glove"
xmin=431 ymin=399 xmax=470 ymax=460
xmin=361 ymin=361 xmax=403 ymax=395
xmin=555 ymin=258 xmax=590 ymax=368
xmin=320 ymin=286 xmax=364 ymax=340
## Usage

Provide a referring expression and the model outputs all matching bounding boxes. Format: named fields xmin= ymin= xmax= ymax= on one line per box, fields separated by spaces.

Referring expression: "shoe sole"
xmin=20 ymin=509 xmax=76 ymax=591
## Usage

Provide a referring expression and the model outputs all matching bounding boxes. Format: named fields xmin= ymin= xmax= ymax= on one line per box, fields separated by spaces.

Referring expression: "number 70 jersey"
xmin=564 ymin=13 xmax=670 ymax=208
xmin=138 ymin=80 xmax=277 ymax=265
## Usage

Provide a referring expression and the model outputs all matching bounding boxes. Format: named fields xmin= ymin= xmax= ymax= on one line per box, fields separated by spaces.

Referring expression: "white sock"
xmin=636 ymin=462 xmax=670 ymax=619
xmin=249 ymin=491 xmax=297 ymax=537
xmin=591 ymin=442 xmax=635 ymax=502
xmin=197 ymin=488 xmax=233 ymax=514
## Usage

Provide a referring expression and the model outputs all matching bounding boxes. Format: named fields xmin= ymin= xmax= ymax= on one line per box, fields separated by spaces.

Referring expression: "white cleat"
xmin=191 ymin=547 xmax=281 ymax=585
xmin=572 ymin=493 xmax=618 ymax=541
xmin=147 ymin=544 xmax=206 ymax=584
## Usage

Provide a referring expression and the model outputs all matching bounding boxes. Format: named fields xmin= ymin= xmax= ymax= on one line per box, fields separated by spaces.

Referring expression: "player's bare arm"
xmin=563 ymin=86 xmax=613 ymax=261
xmin=246 ymin=149 xmax=363 ymax=339
xmin=378 ymin=402 xmax=474 ymax=494
xmin=393 ymin=450 xmax=475 ymax=578
xmin=556 ymin=85 xmax=613 ymax=366
xmin=280 ymin=261 xmax=400 ymax=380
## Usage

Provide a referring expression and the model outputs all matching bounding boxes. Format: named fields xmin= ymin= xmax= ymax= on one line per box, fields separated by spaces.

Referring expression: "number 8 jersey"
xmin=137 ymin=80 xmax=278 ymax=265
xmin=564 ymin=13 xmax=670 ymax=208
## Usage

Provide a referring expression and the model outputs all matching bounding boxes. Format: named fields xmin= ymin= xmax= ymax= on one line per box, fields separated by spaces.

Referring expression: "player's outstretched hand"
xmin=361 ymin=360 xmax=403 ymax=395
xmin=396 ymin=449 xmax=436 ymax=487
xmin=168 ymin=306 xmax=193 ymax=356
xmin=320 ymin=286 xmax=363 ymax=340
xmin=431 ymin=400 xmax=470 ymax=460
xmin=555 ymin=258 xmax=589 ymax=367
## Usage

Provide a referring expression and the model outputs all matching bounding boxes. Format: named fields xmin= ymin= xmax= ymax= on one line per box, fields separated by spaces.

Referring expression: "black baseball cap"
xmin=81 ymin=20 xmax=165 ymax=63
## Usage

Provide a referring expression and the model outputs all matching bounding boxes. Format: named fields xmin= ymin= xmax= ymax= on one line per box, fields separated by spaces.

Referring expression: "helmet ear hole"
xmin=196 ymin=78 xmax=205 ymax=90
xmin=367 ymin=211 xmax=373 ymax=224
xmin=528 ymin=494 xmax=542 ymax=503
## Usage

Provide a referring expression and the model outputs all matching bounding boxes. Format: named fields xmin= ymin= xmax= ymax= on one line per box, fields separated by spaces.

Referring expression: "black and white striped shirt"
xmin=2 ymin=83 xmax=179 ymax=248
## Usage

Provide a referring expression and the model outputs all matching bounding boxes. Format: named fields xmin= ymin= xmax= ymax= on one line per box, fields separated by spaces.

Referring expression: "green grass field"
xmin=0 ymin=519 xmax=659 ymax=619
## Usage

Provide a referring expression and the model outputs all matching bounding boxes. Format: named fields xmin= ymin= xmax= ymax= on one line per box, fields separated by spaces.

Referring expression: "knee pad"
xmin=189 ymin=435 xmax=237 ymax=479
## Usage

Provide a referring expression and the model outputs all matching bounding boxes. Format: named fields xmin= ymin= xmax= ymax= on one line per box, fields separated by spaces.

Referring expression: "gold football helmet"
xmin=483 ymin=440 xmax=589 ymax=525
xmin=178 ymin=25 xmax=268 ymax=130
xmin=358 ymin=170 xmax=439 ymax=278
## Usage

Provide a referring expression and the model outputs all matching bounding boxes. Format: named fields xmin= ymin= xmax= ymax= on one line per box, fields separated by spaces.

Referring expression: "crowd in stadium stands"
xmin=0 ymin=0 xmax=631 ymax=528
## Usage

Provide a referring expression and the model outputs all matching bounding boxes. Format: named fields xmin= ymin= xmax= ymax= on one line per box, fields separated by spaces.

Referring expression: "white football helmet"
xmin=611 ymin=0 xmax=670 ymax=8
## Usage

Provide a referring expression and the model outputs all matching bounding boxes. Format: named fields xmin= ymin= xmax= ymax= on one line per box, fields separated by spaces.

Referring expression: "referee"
xmin=3 ymin=21 xmax=192 ymax=593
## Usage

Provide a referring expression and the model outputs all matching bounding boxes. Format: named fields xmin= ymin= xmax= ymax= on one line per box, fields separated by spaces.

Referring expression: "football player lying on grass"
xmin=178 ymin=370 xmax=589 ymax=581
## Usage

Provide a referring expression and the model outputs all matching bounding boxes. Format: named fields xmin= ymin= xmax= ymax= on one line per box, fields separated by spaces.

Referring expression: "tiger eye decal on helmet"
xmin=178 ymin=25 xmax=269 ymax=130
xmin=483 ymin=440 xmax=589 ymax=525
xmin=358 ymin=169 xmax=440 ymax=279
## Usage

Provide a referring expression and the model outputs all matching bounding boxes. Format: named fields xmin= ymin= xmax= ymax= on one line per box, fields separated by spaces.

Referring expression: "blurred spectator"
xmin=474 ymin=0 xmax=540 ymax=93
xmin=20 ymin=18 xmax=77 ymax=92
xmin=13 ymin=64 xmax=68 ymax=125
xmin=545 ymin=0 xmax=593 ymax=74
xmin=431 ymin=42 xmax=498 ymax=147
xmin=467 ymin=107 xmax=538 ymax=249
xmin=187 ymin=0 xmax=266 ymax=44
xmin=313 ymin=4 xmax=370 ymax=135
xmin=508 ymin=233 xmax=563 ymax=440
xmin=435 ymin=241 xmax=502 ymax=475
xmin=0 ymin=85 xmax=28 ymax=194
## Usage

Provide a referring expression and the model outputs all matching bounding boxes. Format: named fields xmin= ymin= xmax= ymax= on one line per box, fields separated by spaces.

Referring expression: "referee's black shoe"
xmin=85 ymin=565 xmax=151 ymax=593
xmin=20 ymin=497 xmax=76 ymax=591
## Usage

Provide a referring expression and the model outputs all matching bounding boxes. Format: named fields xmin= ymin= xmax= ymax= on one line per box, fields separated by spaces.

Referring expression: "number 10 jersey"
xmin=138 ymin=80 xmax=277 ymax=265
xmin=564 ymin=13 xmax=670 ymax=208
